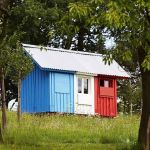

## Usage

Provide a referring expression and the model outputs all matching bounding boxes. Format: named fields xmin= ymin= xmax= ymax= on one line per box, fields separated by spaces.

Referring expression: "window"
xmin=78 ymin=77 xmax=89 ymax=94
xmin=78 ymin=78 xmax=82 ymax=93
xmin=84 ymin=78 xmax=88 ymax=94
xmin=100 ymin=79 xmax=113 ymax=88
xmin=105 ymin=80 xmax=109 ymax=87
xmin=100 ymin=80 xmax=104 ymax=86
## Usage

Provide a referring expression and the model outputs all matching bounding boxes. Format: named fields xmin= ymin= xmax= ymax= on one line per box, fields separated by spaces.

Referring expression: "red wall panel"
xmin=94 ymin=76 xmax=117 ymax=117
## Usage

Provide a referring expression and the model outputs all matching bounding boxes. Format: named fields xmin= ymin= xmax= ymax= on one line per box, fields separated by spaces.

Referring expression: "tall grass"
xmin=0 ymin=112 xmax=140 ymax=150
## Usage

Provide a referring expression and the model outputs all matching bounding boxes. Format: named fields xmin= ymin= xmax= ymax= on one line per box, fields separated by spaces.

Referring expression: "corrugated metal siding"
xmin=21 ymin=65 xmax=74 ymax=113
xmin=94 ymin=76 xmax=117 ymax=117
xmin=49 ymin=72 xmax=74 ymax=113
xmin=21 ymin=65 xmax=50 ymax=113
xmin=97 ymin=96 xmax=116 ymax=116
xmin=23 ymin=44 xmax=130 ymax=78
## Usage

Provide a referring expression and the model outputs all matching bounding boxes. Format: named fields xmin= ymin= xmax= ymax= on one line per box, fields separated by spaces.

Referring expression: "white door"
xmin=74 ymin=75 xmax=94 ymax=115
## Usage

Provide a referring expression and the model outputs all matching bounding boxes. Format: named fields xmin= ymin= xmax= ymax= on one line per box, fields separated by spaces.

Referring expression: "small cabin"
xmin=21 ymin=44 xmax=130 ymax=117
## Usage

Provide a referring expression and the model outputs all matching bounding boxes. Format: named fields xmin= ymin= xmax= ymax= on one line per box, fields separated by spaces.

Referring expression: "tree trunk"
xmin=0 ymin=0 xmax=9 ymax=17
xmin=138 ymin=47 xmax=150 ymax=150
xmin=64 ymin=36 xmax=72 ymax=49
xmin=17 ymin=72 xmax=21 ymax=122
xmin=123 ymin=97 xmax=126 ymax=114
xmin=130 ymin=102 xmax=133 ymax=116
xmin=138 ymin=70 xmax=150 ymax=150
xmin=78 ymin=28 xmax=84 ymax=51
xmin=0 ymin=123 xmax=4 ymax=143
xmin=77 ymin=22 xmax=87 ymax=51
xmin=1 ymin=68 xmax=7 ymax=130
xmin=0 ymin=73 xmax=4 ymax=143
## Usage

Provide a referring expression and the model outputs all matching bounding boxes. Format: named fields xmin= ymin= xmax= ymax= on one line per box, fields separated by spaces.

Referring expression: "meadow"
xmin=0 ymin=112 xmax=140 ymax=150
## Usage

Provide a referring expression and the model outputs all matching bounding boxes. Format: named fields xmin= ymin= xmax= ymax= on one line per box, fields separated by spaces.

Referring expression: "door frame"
xmin=74 ymin=74 xmax=95 ymax=115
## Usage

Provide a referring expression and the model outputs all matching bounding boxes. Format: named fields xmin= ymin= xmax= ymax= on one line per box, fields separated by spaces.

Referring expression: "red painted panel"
xmin=100 ymin=87 xmax=114 ymax=96
xmin=94 ymin=76 xmax=117 ymax=117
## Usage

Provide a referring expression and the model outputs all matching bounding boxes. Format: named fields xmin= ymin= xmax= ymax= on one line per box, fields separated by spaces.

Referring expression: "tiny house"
xmin=21 ymin=44 xmax=130 ymax=116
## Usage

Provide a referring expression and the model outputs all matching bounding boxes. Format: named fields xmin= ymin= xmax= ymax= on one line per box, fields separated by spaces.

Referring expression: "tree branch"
xmin=144 ymin=7 xmax=150 ymax=24
xmin=0 ymin=0 xmax=9 ymax=17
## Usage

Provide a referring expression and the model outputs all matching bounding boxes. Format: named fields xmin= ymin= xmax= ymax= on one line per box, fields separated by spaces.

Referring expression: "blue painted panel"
xmin=54 ymin=73 xmax=69 ymax=93
xmin=49 ymin=72 xmax=74 ymax=113
xmin=21 ymin=65 xmax=74 ymax=114
xmin=21 ymin=65 xmax=50 ymax=113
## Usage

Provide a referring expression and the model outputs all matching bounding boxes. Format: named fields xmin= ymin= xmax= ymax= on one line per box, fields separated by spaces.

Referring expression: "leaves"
xmin=10 ymin=42 xmax=33 ymax=80
xmin=90 ymin=0 xmax=104 ymax=5
xmin=105 ymin=1 xmax=130 ymax=29
xmin=103 ymin=51 xmax=113 ymax=65
xmin=68 ymin=2 xmax=92 ymax=19
xmin=141 ymin=54 xmax=150 ymax=71
xmin=122 ymin=51 xmax=132 ymax=62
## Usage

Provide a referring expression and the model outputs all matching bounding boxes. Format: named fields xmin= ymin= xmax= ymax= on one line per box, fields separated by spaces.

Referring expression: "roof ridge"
xmin=22 ymin=43 xmax=102 ymax=57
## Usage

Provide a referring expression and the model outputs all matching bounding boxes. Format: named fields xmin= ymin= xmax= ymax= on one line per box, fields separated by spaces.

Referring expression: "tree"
xmin=50 ymin=0 xmax=106 ymax=52
xmin=1 ymin=0 xmax=77 ymax=121
xmin=0 ymin=0 xmax=9 ymax=16
xmin=118 ymin=78 xmax=142 ymax=114
xmin=0 ymin=0 xmax=10 ymax=132
xmin=68 ymin=0 xmax=150 ymax=149
xmin=0 ymin=40 xmax=13 ymax=133
xmin=10 ymin=42 xmax=32 ymax=122
xmin=8 ymin=0 xmax=76 ymax=46
xmin=0 ymin=0 xmax=35 ymax=132
xmin=97 ymin=1 xmax=150 ymax=149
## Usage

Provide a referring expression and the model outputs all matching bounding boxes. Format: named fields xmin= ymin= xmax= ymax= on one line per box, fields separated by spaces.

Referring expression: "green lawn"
xmin=0 ymin=112 xmax=140 ymax=150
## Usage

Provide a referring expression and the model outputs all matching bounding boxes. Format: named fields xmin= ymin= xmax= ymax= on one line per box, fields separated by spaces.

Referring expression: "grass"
xmin=0 ymin=112 xmax=140 ymax=150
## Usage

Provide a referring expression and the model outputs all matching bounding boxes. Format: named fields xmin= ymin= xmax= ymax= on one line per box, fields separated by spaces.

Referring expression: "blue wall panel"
xmin=49 ymin=72 xmax=74 ymax=113
xmin=54 ymin=73 xmax=69 ymax=93
xmin=21 ymin=64 xmax=74 ymax=114
xmin=21 ymin=65 xmax=50 ymax=113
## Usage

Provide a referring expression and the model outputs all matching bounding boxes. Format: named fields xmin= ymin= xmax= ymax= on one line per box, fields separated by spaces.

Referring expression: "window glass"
xmin=104 ymin=80 xmax=109 ymax=87
xmin=84 ymin=78 xmax=88 ymax=94
xmin=78 ymin=78 xmax=82 ymax=93
xmin=100 ymin=80 xmax=104 ymax=87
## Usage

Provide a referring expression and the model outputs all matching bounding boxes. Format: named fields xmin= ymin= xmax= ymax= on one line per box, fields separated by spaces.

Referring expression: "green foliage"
xmin=0 ymin=112 xmax=140 ymax=149
xmin=105 ymin=1 xmax=130 ymax=29
xmin=50 ymin=0 xmax=106 ymax=51
xmin=103 ymin=51 xmax=113 ymax=65
xmin=97 ymin=0 xmax=150 ymax=71
xmin=0 ymin=39 xmax=12 ymax=71
xmin=141 ymin=54 xmax=150 ymax=71
xmin=122 ymin=51 xmax=132 ymax=62
xmin=68 ymin=2 xmax=92 ymax=19
xmin=90 ymin=0 xmax=104 ymax=5
xmin=10 ymin=43 xmax=33 ymax=80
xmin=118 ymin=79 xmax=142 ymax=114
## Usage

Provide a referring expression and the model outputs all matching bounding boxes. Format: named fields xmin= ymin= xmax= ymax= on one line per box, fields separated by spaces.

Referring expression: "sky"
xmin=105 ymin=37 xmax=115 ymax=49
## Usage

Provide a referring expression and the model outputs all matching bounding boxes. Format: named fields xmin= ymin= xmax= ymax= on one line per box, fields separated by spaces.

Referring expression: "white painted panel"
xmin=74 ymin=75 xmax=94 ymax=115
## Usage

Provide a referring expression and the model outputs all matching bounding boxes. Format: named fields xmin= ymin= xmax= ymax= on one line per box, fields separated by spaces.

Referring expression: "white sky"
xmin=105 ymin=37 xmax=115 ymax=49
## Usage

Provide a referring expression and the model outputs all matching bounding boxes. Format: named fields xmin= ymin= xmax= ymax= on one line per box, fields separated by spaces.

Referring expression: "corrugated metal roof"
xmin=22 ymin=44 xmax=130 ymax=78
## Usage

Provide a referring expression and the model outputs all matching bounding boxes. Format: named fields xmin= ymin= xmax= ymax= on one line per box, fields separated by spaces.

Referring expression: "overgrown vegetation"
xmin=0 ymin=112 xmax=139 ymax=150
xmin=0 ymin=0 xmax=149 ymax=149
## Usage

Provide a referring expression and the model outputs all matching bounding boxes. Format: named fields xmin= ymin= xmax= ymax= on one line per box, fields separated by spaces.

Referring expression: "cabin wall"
xmin=94 ymin=76 xmax=117 ymax=117
xmin=21 ymin=65 xmax=50 ymax=113
xmin=21 ymin=64 xmax=74 ymax=114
